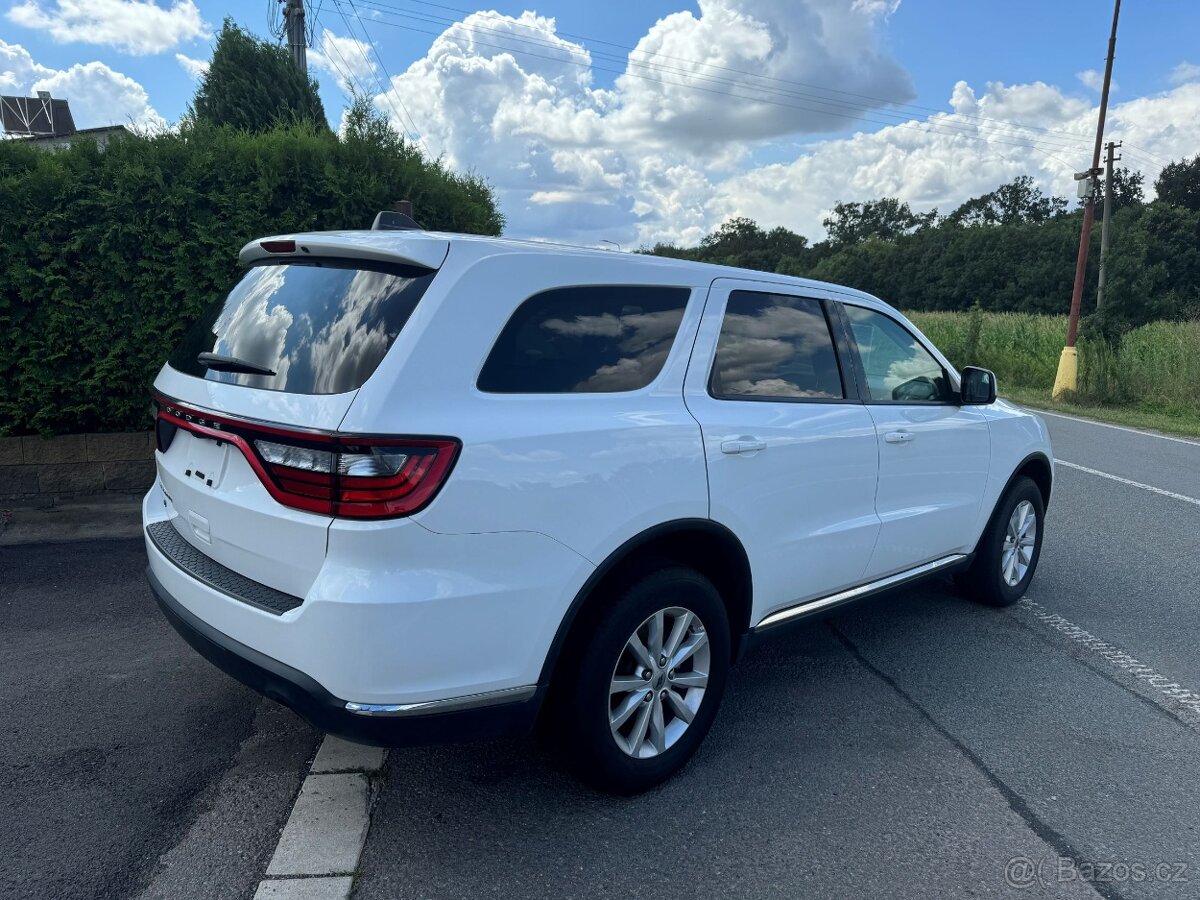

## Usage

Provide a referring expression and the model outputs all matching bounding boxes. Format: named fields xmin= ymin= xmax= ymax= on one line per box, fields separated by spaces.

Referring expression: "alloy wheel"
xmin=608 ymin=606 xmax=710 ymax=759
xmin=1001 ymin=499 xmax=1037 ymax=587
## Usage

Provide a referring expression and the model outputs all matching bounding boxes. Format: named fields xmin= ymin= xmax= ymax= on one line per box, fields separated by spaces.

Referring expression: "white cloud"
xmin=1169 ymin=61 xmax=1200 ymax=85
xmin=610 ymin=0 xmax=914 ymax=150
xmin=708 ymin=82 xmax=1200 ymax=243
xmin=7 ymin=0 xmax=208 ymax=55
xmin=851 ymin=0 xmax=902 ymax=18
xmin=331 ymin=3 xmax=1200 ymax=248
xmin=175 ymin=52 xmax=207 ymax=80
xmin=0 ymin=39 xmax=165 ymax=131
xmin=370 ymin=1 xmax=914 ymax=245
xmin=310 ymin=28 xmax=378 ymax=93
xmin=1076 ymin=69 xmax=1117 ymax=93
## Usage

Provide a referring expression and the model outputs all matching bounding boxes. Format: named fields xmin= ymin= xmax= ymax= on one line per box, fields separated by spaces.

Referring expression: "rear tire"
xmin=553 ymin=565 xmax=730 ymax=794
xmin=957 ymin=476 xmax=1044 ymax=608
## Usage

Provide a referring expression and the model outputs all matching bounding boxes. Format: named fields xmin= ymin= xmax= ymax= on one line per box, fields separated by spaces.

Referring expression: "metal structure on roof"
xmin=0 ymin=92 xmax=77 ymax=137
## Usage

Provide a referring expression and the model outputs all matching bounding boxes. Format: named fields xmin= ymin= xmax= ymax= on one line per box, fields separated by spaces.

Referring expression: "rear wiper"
xmin=197 ymin=352 xmax=277 ymax=377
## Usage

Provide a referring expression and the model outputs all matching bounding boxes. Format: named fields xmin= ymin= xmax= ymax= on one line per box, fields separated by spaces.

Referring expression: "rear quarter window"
xmin=477 ymin=285 xmax=691 ymax=393
xmin=169 ymin=259 xmax=436 ymax=395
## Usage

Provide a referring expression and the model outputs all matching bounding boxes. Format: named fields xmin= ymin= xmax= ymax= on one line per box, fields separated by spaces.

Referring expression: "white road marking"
xmin=1018 ymin=599 xmax=1200 ymax=726
xmin=1033 ymin=408 xmax=1200 ymax=447
xmin=1056 ymin=459 xmax=1200 ymax=507
xmin=255 ymin=737 xmax=388 ymax=896
xmin=254 ymin=877 xmax=354 ymax=900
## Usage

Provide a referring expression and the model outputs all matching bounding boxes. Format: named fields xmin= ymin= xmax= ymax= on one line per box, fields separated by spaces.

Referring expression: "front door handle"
xmin=721 ymin=438 xmax=767 ymax=454
xmin=884 ymin=430 xmax=914 ymax=444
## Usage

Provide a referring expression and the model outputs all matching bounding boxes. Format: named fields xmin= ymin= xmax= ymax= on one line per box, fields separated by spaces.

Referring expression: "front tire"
xmin=957 ymin=476 xmax=1045 ymax=607
xmin=556 ymin=566 xmax=730 ymax=794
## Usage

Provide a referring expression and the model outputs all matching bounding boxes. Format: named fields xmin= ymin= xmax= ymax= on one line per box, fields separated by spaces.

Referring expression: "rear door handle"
xmin=884 ymin=431 xmax=914 ymax=444
xmin=720 ymin=438 xmax=767 ymax=454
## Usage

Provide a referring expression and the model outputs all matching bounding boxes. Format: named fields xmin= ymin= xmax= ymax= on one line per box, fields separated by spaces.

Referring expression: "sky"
xmin=3 ymin=0 xmax=1200 ymax=247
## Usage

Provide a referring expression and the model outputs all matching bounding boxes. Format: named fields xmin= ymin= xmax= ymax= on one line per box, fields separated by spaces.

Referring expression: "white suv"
xmin=144 ymin=226 xmax=1052 ymax=793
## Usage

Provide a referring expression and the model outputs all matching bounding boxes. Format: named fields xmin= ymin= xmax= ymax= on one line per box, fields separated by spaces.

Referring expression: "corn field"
xmin=907 ymin=310 xmax=1200 ymax=416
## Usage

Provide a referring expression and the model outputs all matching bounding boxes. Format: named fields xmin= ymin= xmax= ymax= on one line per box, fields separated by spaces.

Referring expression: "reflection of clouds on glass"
xmin=213 ymin=265 xmax=293 ymax=388
xmin=715 ymin=302 xmax=839 ymax=399
xmin=885 ymin=347 xmax=940 ymax=391
xmin=543 ymin=308 xmax=685 ymax=392
xmin=203 ymin=263 xmax=426 ymax=395
xmin=543 ymin=312 xmax=624 ymax=339
xmin=850 ymin=310 xmax=942 ymax=394
xmin=304 ymin=270 xmax=401 ymax=394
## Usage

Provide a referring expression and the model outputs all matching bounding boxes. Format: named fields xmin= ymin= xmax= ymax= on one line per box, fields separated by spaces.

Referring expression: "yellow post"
xmin=1052 ymin=346 xmax=1078 ymax=399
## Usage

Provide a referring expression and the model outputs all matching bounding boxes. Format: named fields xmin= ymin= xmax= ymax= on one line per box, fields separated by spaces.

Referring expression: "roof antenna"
xmin=372 ymin=200 xmax=423 ymax=231
xmin=599 ymin=239 xmax=622 ymax=252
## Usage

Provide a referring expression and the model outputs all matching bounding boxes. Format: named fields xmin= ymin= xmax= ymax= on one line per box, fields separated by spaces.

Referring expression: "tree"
xmin=699 ymin=216 xmax=769 ymax=258
xmin=822 ymin=197 xmax=936 ymax=246
xmin=1154 ymin=155 xmax=1200 ymax=211
xmin=1102 ymin=166 xmax=1145 ymax=212
xmin=946 ymin=176 xmax=1066 ymax=227
xmin=192 ymin=20 xmax=327 ymax=132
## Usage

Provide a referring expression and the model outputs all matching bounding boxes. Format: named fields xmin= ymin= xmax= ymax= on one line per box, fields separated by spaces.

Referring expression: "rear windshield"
xmin=168 ymin=259 xmax=436 ymax=395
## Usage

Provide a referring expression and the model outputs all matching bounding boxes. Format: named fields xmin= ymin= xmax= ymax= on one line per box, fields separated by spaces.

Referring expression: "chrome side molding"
xmin=754 ymin=554 xmax=967 ymax=631
xmin=345 ymin=684 xmax=537 ymax=717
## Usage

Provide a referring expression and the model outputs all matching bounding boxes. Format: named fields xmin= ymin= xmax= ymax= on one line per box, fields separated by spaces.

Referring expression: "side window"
xmin=709 ymin=291 xmax=844 ymax=401
xmin=843 ymin=305 xmax=952 ymax=403
xmin=477 ymin=285 xmax=690 ymax=393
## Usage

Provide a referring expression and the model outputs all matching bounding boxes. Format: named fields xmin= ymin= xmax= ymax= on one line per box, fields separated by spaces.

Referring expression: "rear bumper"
xmin=147 ymin=564 xmax=542 ymax=746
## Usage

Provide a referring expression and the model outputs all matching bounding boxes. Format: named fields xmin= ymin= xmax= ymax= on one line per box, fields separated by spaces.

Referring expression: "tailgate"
xmin=152 ymin=371 xmax=351 ymax=598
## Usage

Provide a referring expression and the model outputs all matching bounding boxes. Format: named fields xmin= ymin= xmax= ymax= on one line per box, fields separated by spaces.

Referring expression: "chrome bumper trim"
xmin=755 ymin=554 xmax=967 ymax=630
xmin=345 ymin=684 xmax=537 ymax=717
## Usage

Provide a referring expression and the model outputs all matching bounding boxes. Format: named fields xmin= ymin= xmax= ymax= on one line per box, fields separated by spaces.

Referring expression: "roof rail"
xmin=372 ymin=210 xmax=423 ymax=231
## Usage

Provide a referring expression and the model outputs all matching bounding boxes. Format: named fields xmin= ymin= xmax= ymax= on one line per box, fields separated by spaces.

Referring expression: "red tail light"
xmin=153 ymin=394 xmax=459 ymax=519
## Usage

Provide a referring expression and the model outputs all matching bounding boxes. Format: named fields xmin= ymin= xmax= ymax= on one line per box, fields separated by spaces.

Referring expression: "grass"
xmin=998 ymin=385 xmax=1200 ymax=439
xmin=906 ymin=311 xmax=1200 ymax=438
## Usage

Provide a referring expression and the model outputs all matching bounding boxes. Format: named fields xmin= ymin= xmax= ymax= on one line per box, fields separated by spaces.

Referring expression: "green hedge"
xmin=0 ymin=122 xmax=502 ymax=435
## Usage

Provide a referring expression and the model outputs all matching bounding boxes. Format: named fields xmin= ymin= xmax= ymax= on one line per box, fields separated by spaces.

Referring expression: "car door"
xmin=683 ymin=279 xmax=882 ymax=624
xmin=837 ymin=302 xmax=991 ymax=579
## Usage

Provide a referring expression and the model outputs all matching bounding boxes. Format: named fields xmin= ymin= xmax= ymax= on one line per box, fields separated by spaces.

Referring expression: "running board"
xmin=753 ymin=554 xmax=968 ymax=631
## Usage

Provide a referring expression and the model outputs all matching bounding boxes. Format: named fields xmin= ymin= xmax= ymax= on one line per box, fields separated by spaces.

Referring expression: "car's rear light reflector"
xmin=255 ymin=440 xmax=335 ymax=473
xmin=259 ymin=240 xmax=297 ymax=253
xmin=154 ymin=395 xmax=459 ymax=519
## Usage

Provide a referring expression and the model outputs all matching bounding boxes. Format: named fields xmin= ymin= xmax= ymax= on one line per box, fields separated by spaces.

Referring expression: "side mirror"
xmin=960 ymin=366 xmax=996 ymax=405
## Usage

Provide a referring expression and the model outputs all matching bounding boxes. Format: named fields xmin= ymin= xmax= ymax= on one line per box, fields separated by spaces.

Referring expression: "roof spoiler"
xmin=239 ymin=232 xmax=449 ymax=270
xmin=372 ymin=210 xmax=424 ymax=231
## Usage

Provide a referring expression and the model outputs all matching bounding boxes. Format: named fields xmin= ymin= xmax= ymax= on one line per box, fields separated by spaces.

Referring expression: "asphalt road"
xmin=3 ymin=410 xmax=1198 ymax=899
xmin=0 ymin=539 xmax=320 ymax=900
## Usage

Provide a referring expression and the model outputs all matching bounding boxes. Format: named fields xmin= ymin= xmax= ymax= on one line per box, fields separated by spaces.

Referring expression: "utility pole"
xmin=1096 ymin=140 xmax=1122 ymax=310
xmin=1052 ymin=0 xmax=1120 ymax=399
xmin=282 ymin=0 xmax=308 ymax=75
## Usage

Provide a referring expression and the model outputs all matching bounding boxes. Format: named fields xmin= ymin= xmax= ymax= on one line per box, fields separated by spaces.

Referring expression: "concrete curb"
xmin=0 ymin=498 xmax=143 ymax=545
xmin=255 ymin=737 xmax=389 ymax=899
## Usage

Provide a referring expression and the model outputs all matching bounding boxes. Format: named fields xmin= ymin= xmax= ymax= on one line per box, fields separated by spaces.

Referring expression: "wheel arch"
xmin=1010 ymin=452 xmax=1053 ymax=509
xmin=973 ymin=451 xmax=1053 ymax=555
xmin=535 ymin=519 xmax=753 ymax=697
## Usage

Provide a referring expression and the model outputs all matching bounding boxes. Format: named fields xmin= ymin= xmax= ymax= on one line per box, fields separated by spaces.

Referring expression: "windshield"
xmin=168 ymin=259 xmax=436 ymax=395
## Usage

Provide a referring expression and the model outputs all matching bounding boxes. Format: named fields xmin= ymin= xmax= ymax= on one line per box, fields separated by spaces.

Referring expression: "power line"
xmin=316 ymin=0 xmax=1169 ymax=180
xmin=312 ymin=0 xmax=430 ymax=156
xmin=351 ymin=9 xmax=1144 ymax=164
xmin=310 ymin=3 xmax=371 ymax=95
xmin=360 ymin=1 xmax=1098 ymax=148
xmin=320 ymin=0 xmax=423 ymax=143
xmin=363 ymin=0 xmax=1160 ymax=161
xmin=337 ymin=0 xmax=434 ymax=157
xmin=352 ymin=0 xmax=1164 ymax=174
